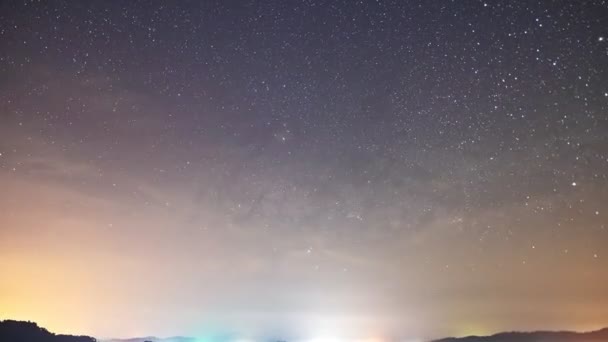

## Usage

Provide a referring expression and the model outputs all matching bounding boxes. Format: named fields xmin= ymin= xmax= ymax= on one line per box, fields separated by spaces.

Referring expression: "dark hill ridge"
xmin=3 ymin=320 xmax=608 ymax=342
xmin=433 ymin=328 xmax=608 ymax=342
xmin=0 ymin=320 xmax=96 ymax=342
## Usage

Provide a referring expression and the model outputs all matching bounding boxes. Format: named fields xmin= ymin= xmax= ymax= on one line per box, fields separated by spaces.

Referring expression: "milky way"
xmin=1 ymin=1 xmax=608 ymax=340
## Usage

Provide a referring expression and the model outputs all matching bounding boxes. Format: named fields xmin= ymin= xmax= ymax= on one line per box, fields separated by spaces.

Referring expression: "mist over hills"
xmin=432 ymin=327 xmax=608 ymax=342
xmin=3 ymin=320 xmax=608 ymax=342
xmin=101 ymin=338 xmax=195 ymax=342
xmin=96 ymin=327 xmax=608 ymax=342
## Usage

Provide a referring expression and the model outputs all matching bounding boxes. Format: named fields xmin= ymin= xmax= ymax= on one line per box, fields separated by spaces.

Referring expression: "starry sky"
xmin=1 ymin=0 xmax=608 ymax=341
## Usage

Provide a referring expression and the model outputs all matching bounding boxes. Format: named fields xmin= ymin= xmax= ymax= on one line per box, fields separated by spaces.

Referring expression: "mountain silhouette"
xmin=433 ymin=328 xmax=608 ymax=342
xmin=0 ymin=320 xmax=96 ymax=342
xmin=4 ymin=320 xmax=608 ymax=342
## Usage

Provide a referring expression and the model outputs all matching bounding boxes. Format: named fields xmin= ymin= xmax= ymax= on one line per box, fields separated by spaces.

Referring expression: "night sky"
xmin=1 ymin=1 xmax=608 ymax=341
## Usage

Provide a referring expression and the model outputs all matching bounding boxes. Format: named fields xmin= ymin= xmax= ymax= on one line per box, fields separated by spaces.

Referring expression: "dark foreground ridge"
xmin=433 ymin=328 xmax=608 ymax=342
xmin=0 ymin=320 xmax=96 ymax=342
xmin=4 ymin=320 xmax=608 ymax=342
